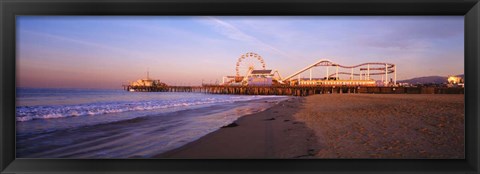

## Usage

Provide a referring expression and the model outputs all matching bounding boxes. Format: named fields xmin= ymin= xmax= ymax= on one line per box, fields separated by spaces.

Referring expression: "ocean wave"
xmin=16 ymin=96 xmax=275 ymax=122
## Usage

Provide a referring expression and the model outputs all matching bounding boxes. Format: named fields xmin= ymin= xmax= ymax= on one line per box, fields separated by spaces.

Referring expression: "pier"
xmin=123 ymin=52 xmax=464 ymax=96
xmin=123 ymin=85 xmax=464 ymax=96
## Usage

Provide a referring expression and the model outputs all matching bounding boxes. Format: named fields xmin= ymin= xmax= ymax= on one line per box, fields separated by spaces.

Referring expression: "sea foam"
xmin=16 ymin=95 xmax=275 ymax=122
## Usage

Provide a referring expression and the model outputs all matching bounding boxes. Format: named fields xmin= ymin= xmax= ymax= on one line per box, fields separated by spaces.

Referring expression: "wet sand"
xmin=157 ymin=97 xmax=318 ymax=158
xmin=158 ymin=94 xmax=464 ymax=159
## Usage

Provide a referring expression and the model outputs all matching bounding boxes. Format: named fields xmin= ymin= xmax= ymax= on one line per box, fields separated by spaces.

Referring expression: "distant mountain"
xmin=398 ymin=74 xmax=463 ymax=84
xmin=398 ymin=76 xmax=447 ymax=84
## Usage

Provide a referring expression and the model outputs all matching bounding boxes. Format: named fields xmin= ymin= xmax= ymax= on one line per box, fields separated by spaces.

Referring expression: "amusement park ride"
xmin=221 ymin=52 xmax=283 ymax=86
xmin=222 ymin=52 xmax=397 ymax=87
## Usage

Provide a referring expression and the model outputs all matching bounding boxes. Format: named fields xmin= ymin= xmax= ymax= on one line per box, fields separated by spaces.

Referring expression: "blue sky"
xmin=17 ymin=16 xmax=464 ymax=89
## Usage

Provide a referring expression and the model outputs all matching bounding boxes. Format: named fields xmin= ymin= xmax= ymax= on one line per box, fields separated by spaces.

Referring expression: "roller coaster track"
xmin=282 ymin=59 xmax=395 ymax=82
xmin=327 ymin=70 xmax=395 ymax=78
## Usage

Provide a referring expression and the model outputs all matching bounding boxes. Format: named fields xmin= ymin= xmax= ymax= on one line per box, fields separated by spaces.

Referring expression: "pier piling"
xmin=123 ymin=85 xmax=464 ymax=96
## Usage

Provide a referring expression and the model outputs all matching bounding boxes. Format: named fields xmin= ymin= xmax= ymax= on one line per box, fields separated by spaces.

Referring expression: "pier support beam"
xmin=350 ymin=68 xmax=353 ymax=80
xmin=298 ymin=75 xmax=301 ymax=86
xmin=394 ymin=65 xmax=397 ymax=86
xmin=336 ymin=65 xmax=338 ymax=80
xmin=385 ymin=63 xmax=388 ymax=86
xmin=309 ymin=69 xmax=312 ymax=81
xmin=326 ymin=66 xmax=329 ymax=80
xmin=367 ymin=64 xmax=370 ymax=80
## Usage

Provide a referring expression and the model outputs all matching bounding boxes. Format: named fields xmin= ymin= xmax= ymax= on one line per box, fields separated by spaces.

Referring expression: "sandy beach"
xmin=157 ymin=94 xmax=464 ymax=159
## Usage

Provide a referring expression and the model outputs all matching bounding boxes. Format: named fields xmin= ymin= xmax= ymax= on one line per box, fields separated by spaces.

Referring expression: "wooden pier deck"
xmin=123 ymin=85 xmax=464 ymax=96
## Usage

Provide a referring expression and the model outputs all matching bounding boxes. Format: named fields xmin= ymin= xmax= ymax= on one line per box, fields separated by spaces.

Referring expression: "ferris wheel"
xmin=235 ymin=52 xmax=266 ymax=77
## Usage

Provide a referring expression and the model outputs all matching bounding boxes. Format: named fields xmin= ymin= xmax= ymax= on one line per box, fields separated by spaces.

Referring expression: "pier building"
xmin=123 ymin=71 xmax=167 ymax=92
xmin=447 ymin=75 xmax=464 ymax=88
xmin=448 ymin=75 xmax=463 ymax=84
xmin=247 ymin=70 xmax=273 ymax=86
xmin=290 ymin=78 xmax=376 ymax=87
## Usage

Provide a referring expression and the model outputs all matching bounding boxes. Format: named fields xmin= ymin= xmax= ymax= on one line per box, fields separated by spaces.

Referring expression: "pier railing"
xmin=124 ymin=85 xmax=464 ymax=96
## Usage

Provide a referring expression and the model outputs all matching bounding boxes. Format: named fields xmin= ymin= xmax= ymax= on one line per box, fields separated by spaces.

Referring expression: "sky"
xmin=16 ymin=16 xmax=464 ymax=89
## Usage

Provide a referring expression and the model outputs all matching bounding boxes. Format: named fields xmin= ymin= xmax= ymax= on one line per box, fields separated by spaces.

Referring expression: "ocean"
xmin=16 ymin=88 xmax=288 ymax=158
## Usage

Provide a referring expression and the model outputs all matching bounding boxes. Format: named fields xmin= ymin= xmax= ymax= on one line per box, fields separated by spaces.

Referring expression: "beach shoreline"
xmin=156 ymin=94 xmax=465 ymax=159
xmin=156 ymin=96 xmax=319 ymax=158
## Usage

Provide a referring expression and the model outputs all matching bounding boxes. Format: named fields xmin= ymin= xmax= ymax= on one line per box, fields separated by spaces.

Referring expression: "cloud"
xmin=202 ymin=17 xmax=294 ymax=59
xmin=120 ymin=21 xmax=222 ymax=46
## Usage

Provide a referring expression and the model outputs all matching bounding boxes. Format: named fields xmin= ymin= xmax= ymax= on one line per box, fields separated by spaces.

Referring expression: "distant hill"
xmin=398 ymin=74 xmax=463 ymax=84
xmin=398 ymin=76 xmax=447 ymax=84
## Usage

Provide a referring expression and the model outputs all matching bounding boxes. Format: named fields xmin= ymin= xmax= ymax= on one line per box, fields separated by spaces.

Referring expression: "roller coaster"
xmin=223 ymin=52 xmax=397 ymax=87
xmin=282 ymin=59 xmax=396 ymax=86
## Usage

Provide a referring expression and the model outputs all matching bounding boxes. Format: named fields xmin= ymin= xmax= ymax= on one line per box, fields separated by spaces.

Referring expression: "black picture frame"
xmin=1 ymin=0 xmax=479 ymax=173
